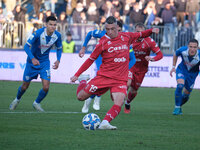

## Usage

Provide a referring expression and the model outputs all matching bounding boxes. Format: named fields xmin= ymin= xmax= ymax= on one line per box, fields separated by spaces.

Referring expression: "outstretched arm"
xmin=70 ymin=58 xmax=95 ymax=82
xmin=170 ymin=53 xmax=178 ymax=77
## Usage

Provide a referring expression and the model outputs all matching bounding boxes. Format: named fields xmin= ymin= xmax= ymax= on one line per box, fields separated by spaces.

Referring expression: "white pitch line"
xmin=0 ymin=111 xmax=83 ymax=114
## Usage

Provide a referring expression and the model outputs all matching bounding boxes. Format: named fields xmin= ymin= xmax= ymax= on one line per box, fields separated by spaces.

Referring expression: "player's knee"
xmin=177 ymin=84 xmax=184 ymax=91
xmin=77 ymin=95 xmax=85 ymax=101
xmin=43 ymin=86 xmax=49 ymax=92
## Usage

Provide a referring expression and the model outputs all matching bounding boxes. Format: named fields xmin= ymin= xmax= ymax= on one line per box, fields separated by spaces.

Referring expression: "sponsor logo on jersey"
xmin=121 ymin=35 xmax=124 ymax=41
xmin=107 ymin=41 xmax=111 ymax=45
xmin=178 ymin=73 xmax=184 ymax=78
xmin=118 ymin=85 xmax=127 ymax=89
xmin=114 ymin=57 xmax=126 ymax=62
xmin=108 ymin=44 xmax=128 ymax=53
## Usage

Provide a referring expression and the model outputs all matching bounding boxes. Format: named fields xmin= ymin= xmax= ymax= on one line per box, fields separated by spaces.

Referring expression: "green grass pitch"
xmin=0 ymin=81 xmax=199 ymax=150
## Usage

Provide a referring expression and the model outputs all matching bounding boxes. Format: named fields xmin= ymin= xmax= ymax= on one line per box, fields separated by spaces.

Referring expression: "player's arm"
xmin=145 ymin=40 xmax=163 ymax=62
xmin=24 ymin=32 xmax=40 ymax=66
xmin=129 ymin=49 xmax=136 ymax=69
xmin=79 ymin=31 xmax=93 ymax=58
xmin=170 ymin=53 xmax=178 ymax=77
xmin=71 ymin=41 xmax=102 ymax=82
xmin=53 ymin=34 xmax=62 ymax=69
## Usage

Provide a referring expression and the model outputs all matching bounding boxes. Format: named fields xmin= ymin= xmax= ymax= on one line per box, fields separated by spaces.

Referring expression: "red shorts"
xmin=130 ymin=71 xmax=146 ymax=91
xmin=84 ymin=75 xmax=127 ymax=96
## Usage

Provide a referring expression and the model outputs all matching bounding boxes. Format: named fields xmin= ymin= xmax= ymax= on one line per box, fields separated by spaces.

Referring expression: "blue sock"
xmin=16 ymin=85 xmax=26 ymax=100
xmin=90 ymin=94 xmax=96 ymax=99
xmin=35 ymin=89 xmax=48 ymax=104
xmin=181 ymin=93 xmax=190 ymax=106
xmin=175 ymin=84 xmax=184 ymax=107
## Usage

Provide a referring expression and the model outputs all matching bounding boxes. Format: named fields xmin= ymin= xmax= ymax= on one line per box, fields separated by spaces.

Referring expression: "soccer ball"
xmin=82 ymin=113 xmax=101 ymax=130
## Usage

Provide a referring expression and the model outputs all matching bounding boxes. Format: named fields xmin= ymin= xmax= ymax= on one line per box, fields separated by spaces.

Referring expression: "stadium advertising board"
xmin=0 ymin=51 xmax=199 ymax=89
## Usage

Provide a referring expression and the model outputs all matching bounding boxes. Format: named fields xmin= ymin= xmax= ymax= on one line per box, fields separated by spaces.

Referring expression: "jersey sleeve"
xmin=92 ymin=30 xmax=106 ymax=38
xmin=149 ymin=38 xmax=160 ymax=53
xmin=55 ymin=33 xmax=62 ymax=49
xmin=175 ymin=46 xmax=188 ymax=56
xmin=26 ymin=31 xmax=39 ymax=46
xmin=128 ymin=29 xmax=153 ymax=44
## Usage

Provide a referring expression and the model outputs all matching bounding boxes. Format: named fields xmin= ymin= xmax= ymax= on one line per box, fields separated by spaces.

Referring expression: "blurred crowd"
xmin=1 ymin=0 xmax=200 ymax=52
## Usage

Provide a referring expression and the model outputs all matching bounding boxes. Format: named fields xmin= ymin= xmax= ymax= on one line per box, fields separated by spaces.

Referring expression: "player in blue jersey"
xmin=170 ymin=39 xmax=200 ymax=115
xmin=79 ymin=20 xmax=136 ymax=113
xmin=9 ymin=16 xmax=62 ymax=112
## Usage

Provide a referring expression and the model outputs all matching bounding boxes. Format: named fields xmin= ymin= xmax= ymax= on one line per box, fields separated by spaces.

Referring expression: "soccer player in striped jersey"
xmin=9 ymin=16 xmax=62 ymax=112
xmin=170 ymin=39 xmax=200 ymax=115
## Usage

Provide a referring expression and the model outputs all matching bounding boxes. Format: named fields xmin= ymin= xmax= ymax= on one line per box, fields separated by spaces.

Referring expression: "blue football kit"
xmin=175 ymin=46 xmax=200 ymax=92
xmin=23 ymin=27 xmax=62 ymax=81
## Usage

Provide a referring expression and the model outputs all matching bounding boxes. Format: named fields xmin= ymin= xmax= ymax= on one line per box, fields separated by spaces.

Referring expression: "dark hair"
xmin=46 ymin=16 xmax=57 ymax=23
xmin=188 ymin=39 xmax=199 ymax=46
xmin=106 ymin=16 xmax=117 ymax=24
xmin=135 ymin=22 xmax=146 ymax=29
xmin=117 ymin=20 xmax=123 ymax=28
xmin=66 ymin=31 xmax=72 ymax=36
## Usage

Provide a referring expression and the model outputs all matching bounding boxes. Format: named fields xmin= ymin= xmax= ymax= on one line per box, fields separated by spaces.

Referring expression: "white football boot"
xmin=81 ymin=98 xmax=92 ymax=113
xmin=33 ymin=101 xmax=45 ymax=112
xmin=9 ymin=98 xmax=20 ymax=110
xmin=93 ymin=96 xmax=101 ymax=110
xmin=98 ymin=120 xmax=117 ymax=130
xmin=78 ymin=74 xmax=90 ymax=82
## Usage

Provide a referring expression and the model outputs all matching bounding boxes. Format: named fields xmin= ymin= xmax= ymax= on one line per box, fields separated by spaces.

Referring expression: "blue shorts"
xmin=23 ymin=61 xmax=50 ymax=82
xmin=176 ymin=67 xmax=198 ymax=92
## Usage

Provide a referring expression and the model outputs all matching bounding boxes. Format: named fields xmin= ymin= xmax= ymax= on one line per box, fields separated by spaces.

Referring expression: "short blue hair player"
xmin=79 ymin=20 xmax=136 ymax=113
xmin=9 ymin=16 xmax=62 ymax=112
xmin=170 ymin=39 xmax=200 ymax=115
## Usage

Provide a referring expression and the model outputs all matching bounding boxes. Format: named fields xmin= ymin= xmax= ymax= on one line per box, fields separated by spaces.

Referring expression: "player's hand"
xmin=70 ymin=76 xmax=78 ymax=82
xmin=32 ymin=58 xmax=40 ymax=66
xmin=170 ymin=68 xmax=176 ymax=77
xmin=145 ymin=56 xmax=154 ymax=61
xmin=152 ymin=28 xmax=159 ymax=34
xmin=79 ymin=47 xmax=86 ymax=58
xmin=53 ymin=60 xmax=60 ymax=69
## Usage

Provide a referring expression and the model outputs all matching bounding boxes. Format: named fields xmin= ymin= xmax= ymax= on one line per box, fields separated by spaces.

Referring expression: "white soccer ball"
xmin=82 ymin=113 xmax=101 ymax=130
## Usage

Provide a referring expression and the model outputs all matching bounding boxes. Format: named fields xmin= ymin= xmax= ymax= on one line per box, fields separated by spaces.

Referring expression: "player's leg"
xmin=124 ymin=87 xmax=137 ymax=113
xmin=173 ymin=78 xmax=184 ymax=115
xmin=81 ymin=94 xmax=95 ymax=113
xmin=93 ymin=95 xmax=101 ymax=110
xmin=181 ymin=88 xmax=190 ymax=106
xmin=99 ymin=92 xmax=125 ymax=130
xmin=33 ymin=79 xmax=50 ymax=112
xmin=9 ymin=81 xmax=31 ymax=110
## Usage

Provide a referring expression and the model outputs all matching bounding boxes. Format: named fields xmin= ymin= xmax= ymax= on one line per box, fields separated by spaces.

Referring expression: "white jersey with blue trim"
xmin=176 ymin=46 xmax=200 ymax=72
xmin=26 ymin=27 xmax=62 ymax=63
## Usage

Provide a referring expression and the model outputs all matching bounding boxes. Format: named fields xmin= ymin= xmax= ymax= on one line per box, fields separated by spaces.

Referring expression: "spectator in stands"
xmin=175 ymin=20 xmax=194 ymax=50
xmin=175 ymin=0 xmax=186 ymax=27
xmin=62 ymin=31 xmax=75 ymax=53
xmin=13 ymin=4 xmax=27 ymax=25
xmin=143 ymin=0 xmax=157 ymax=26
xmin=123 ymin=0 xmax=135 ymax=25
xmin=72 ymin=2 xmax=84 ymax=23
xmin=65 ymin=0 xmax=77 ymax=24
xmin=80 ymin=11 xmax=87 ymax=24
xmin=129 ymin=2 xmax=145 ymax=28
xmin=87 ymin=2 xmax=100 ymax=24
xmin=43 ymin=10 xmax=56 ymax=22
xmin=101 ymin=0 xmax=116 ymax=18
xmin=58 ymin=11 xmax=67 ymax=27
xmin=33 ymin=0 xmax=42 ymax=18
xmin=93 ymin=0 xmax=105 ymax=16
xmin=44 ymin=0 xmax=57 ymax=13
xmin=79 ymin=0 xmax=92 ymax=10
xmin=112 ymin=0 xmax=123 ymax=16
xmin=155 ymin=0 xmax=164 ymax=18
xmin=161 ymin=2 xmax=176 ymax=47
xmin=99 ymin=15 xmax=106 ymax=29
xmin=186 ymin=0 xmax=199 ymax=31
xmin=13 ymin=4 xmax=27 ymax=47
